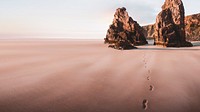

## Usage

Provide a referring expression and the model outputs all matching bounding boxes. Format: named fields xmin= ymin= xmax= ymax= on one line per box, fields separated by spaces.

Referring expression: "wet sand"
xmin=0 ymin=39 xmax=200 ymax=112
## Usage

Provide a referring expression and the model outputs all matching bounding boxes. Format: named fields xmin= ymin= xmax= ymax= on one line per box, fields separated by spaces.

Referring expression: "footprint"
xmin=147 ymin=76 xmax=150 ymax=81
xmin=142 ymin=99 xmax=148 ymax=110
xmin=148 ymin=70 xmax=151 ymax=74
xmin=149 ymin=85 xmax=154 ymax=91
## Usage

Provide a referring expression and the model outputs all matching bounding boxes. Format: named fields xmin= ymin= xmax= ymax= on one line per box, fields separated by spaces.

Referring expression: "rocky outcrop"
xmin=154 ymin=0 xmax=193 ymax=47
xmin=142 ymin=13 xmax=200 ymax=41
xmin=104 ymin=7 xmax=148 ymax=50
xmin=185 ymin=13 xmax=200 ymax=41
xmin=142 ymin=24 xmax=155 ymax=39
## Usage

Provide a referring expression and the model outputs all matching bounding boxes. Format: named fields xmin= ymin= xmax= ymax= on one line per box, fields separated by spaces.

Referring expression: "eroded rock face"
xmin=142 ymin=24 xmax=155 ymax=39
xmin=142 ymin=13 xmax=200 ymax=41
xmin=185 ymin=13 xmax=200 ymax=41
xmin=104 ymin=7 xmax=148 ymax=50
xmin=155 ymin=0 xmax=193 ymax=47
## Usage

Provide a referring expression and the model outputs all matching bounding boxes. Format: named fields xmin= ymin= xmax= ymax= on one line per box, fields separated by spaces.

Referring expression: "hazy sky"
xmin=0 ymin=0 xmax=199 ymax=39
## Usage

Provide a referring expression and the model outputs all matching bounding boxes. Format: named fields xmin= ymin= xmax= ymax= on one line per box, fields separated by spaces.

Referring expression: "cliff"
xmin=185 ymin=13 xmax=200 ymax=41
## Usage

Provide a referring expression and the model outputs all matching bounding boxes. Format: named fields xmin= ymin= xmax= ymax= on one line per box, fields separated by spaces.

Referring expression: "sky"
xmin=0 ymin=0 xmax=199 ymax=39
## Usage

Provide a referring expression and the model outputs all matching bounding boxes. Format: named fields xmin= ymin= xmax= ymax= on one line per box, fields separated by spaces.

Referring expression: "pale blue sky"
xmin=0 ymin=0 xmax=199 ymax=39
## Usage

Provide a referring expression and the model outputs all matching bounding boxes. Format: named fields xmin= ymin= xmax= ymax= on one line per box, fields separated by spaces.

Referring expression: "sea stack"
xmin=154 ymin=0 xmax=193 ymax=47
xmin=104 ymin=7 xmax=148 ymax=50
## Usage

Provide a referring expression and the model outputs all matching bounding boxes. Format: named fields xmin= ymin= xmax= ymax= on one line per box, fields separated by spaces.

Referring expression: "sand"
xmin=0 ymin=39 xmax=200 ymax=112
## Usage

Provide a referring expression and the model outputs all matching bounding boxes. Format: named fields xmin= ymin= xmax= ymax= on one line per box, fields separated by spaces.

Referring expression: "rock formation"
xmin=142 ymin=13 xmax=200 ymax=41
xmin=154 ymin=0 xmax=193 ymax=47
xmin=185 ymin=13 xmax=200 ymax=41
xmin=104 ymin=7 xmax=148 ymax=50
xmin=142 ymin=24 xmax=155 ymax=39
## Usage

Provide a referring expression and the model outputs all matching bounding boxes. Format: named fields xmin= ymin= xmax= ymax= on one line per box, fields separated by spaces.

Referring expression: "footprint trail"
xmin=141 ymin=52 xmax=155 ymax=111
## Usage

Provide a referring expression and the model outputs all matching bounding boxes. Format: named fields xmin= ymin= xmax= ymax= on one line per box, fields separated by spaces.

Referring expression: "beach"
xmin=0 ymin=39 xmax=200 ymax=112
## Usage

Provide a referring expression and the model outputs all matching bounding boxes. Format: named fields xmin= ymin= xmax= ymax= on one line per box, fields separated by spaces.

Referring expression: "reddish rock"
xmin=142 ymin=24 xmax=155 ymax=39
xmin=142 ymin=13 xmax=200 ymax=41
xmin=104 ymin=7 xmax=148 ymax=50
xmin=154 ymin=0 xmax=193 ymax=47
xmin=185 ymin=13 xmax=200 ymax=41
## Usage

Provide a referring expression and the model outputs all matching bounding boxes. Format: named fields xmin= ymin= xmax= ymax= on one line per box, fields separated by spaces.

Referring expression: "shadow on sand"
xmin=136 ymin=48 xmax=200 ymax=51
xmin=133 ymin=40 xmax=200 ymax=51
